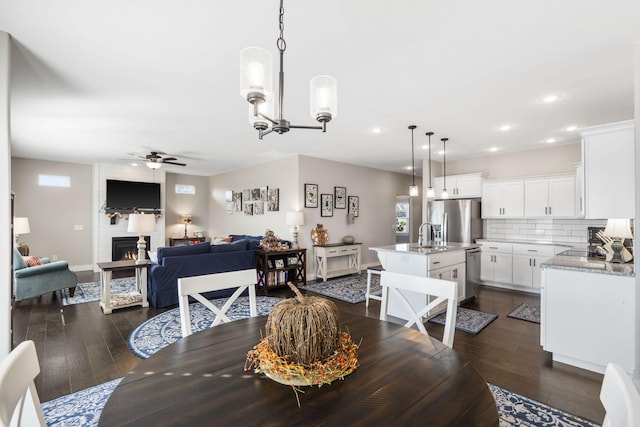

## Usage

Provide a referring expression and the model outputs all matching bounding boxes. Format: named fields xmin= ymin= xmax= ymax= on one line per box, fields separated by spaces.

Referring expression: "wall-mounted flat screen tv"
xmin=106 ymin=179 xmax=161 ymax=211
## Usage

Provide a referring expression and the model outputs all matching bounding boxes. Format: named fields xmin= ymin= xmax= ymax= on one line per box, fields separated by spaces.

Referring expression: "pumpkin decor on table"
xmin=310 ymin=223 xmax=328 ymax=246
xmin=245 ymin=282 xmax=359 ymax=391
xmin=259 ymin=229 xmax=289 ymax=251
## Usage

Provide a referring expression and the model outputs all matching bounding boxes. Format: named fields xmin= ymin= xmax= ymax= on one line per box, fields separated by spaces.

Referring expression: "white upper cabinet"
xmin=433 ymin=173 xmax=483 ymax=199
xmin=524 ymin=175 xmax=576 ymax=218
xmin=581 ymin=120 xmax=635 ymax=219
xmin=481 ymin=180 xmax=524 ymax=218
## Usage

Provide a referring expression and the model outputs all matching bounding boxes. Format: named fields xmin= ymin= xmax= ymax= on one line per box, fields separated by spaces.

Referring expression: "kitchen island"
xmin=369 ymin=243 xmax=477 ymax=320
xmin=540 ymin=251 xmax=635 ymax=374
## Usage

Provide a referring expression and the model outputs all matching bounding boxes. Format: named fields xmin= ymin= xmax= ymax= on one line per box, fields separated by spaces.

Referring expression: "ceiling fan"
xmin=136 ymin=151 xmax=187 ymax=169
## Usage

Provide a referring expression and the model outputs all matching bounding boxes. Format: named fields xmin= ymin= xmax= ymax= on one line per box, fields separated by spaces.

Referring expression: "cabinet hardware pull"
xmin=453 ymin=269 xmax=457 ymax=279
xmin=433 ymin=261 xmax=440 ymax=265
xmin=545 ymin=206 xmax=548 ymax=215
xmin=527 ymin=250 xmax=537 ymax=252
xmin=548 ymin=207 xmax=551 ymax=215
xmin=529 ymin=258 xmax=532 ymax=266
xmin=533 ymin=259 xmax=536 ymax=267
xmin=489 ymin=247 xmax=498 ymax=249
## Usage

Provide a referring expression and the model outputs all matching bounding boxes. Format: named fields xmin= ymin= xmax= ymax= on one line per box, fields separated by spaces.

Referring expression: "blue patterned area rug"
xmin=489 ymin=383 xmax=599 ymax=426
xmin=40 ymin=378 xmax=599 ymax=427
xmin=127 ymin=296 xmax=283 ymax=359
xmin=61 ymin=277 xmax=136 ymax=306
xmin=429 ymin=307 xmax=498 ymax=334
xmin=507 ymin=303 xmax=541 ymax=324
xmin=304 ymin=273 xmax=380 ymax=304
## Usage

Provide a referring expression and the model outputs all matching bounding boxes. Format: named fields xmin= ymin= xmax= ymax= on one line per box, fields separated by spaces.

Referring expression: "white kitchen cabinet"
xmin=429 ymin=262 xmax=466 ymax=304
xmin=574 ymin=163 xmax=585 ymax=218
xmin=511 ymin=244 xmax=558 ymax=288
xmin=481 ymin=180 xmax=524 ymax=218
xmin=479 ymin=242 xmax=513 ymax=283
xmin=524 ymin=175 xmax=575 ymax=218
xmin=541 ymin=267 xmax=635 ymax=373
xmin=433 ymin=173 xmax=482 ymax=199
xmin=581 ymin=120 xmax=635 ymax=219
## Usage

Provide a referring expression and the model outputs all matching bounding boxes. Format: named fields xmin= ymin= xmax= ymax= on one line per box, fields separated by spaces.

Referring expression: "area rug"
xmin=489 ymin=383 xmax=599 ymax=426
xmin=428 ymin=307 xmax=498 ymax=334
xmin=42 ymin=378 xmax=123 ymax=427
xmin=303 ymin=273 xmax=380 ymax=304
xmin=61 ymin=278 xmax=136 ymax=306
xmin=507 ymin=303 xmax=541 ymax=324
xmin=127 ymin=296 xmax=283 ymax=359
xmin=40 ymin=378 xmax=599 ymax=427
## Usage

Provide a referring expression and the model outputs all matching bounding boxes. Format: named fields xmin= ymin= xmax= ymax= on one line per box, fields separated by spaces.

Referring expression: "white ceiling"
xmin=2 ymin=0 xmax=640 ymax=176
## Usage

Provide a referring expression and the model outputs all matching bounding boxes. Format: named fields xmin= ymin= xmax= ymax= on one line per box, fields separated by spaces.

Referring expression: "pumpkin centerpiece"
xmin=245 ymin=283 xmax=359 ymax=389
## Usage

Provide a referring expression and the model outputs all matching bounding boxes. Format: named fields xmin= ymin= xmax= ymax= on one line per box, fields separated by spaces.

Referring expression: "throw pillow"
xmin=23 ymin=256 xmax=43 ymax=267
xmin=212 ymin=237 xmax=232 ymax=245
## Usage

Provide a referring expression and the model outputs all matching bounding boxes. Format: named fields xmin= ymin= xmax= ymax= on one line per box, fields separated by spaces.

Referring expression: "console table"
xmin=314 ymin=243 xmax=361 ymax=281
xmin=169 ymin=237 xmax=208 ymax=246
xmin=255 ymin=248 xmax=306 ymax=293
xmin=96 ymin=260 xmax=149 ymax=314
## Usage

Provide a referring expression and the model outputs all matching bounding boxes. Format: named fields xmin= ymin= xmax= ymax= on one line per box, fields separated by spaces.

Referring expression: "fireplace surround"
xmin=112 ymin=236 xmax=151 ymax=261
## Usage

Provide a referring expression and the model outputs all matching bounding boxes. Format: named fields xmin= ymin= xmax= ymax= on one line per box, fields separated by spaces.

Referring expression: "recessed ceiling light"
xmin=565 ymin=125 xmax=578 ymax=132
xmin=498 ymin=125 xmax=512 ymax=132
xmin=438 ymin=150 xmax=445 ymax=155
xmin=131 ymin=162 xmax=139 ymax=167
xmin=489 ymin=147 xmax=499 ymax=152
xmin=545 ymin=138 xmax=557 ymax=144
xmin=371 ymin=127 xmax=383 ymax=134
xmin=421 ymin=144 xmax=430 ymax=150
xmin=405 ymin=166 xmax=412 ymax=170
xmin=541 ymin=94 xmax=563 ymax=103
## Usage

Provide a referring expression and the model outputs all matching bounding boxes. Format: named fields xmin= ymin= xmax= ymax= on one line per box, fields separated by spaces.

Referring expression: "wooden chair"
xmin=600 ymin=362 xmax=640 ymax=427
xmin=379 ymin=270 xmax=458 ymax=348
xmin=178 ymin=269 xmax=258 ymax=337
xmin=0 ymin=340 xmax=46 ymax=427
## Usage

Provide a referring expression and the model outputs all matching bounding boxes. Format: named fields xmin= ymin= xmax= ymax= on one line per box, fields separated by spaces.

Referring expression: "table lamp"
xmin=603 ymin=218 xmax=633 ymax=264
xmin=286 ymin=211 xmax=304 ymax=249
xmin=13 ymin=217 xmax=30 ymax=245
xmin=128 ymin=213 xmax=156 ymax=263
xmin=180 ymin=214 xmax=193 ymax=238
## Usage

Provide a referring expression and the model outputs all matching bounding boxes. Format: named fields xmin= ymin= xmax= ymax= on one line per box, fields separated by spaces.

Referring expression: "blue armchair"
xmin=13 ymin=249 xmax=77 ymax=302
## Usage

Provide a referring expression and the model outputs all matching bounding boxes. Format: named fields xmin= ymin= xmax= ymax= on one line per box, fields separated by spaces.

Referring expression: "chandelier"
xmin=240 ymin=0 xmax=337 ymax=140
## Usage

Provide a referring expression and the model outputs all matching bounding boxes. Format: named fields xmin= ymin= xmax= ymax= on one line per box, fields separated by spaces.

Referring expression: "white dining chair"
xmin=600 ymin=362 xmax=640 ymax=427
xmin=0 ymin=340 xmax=46 ymax=427
xmin=365 ymin=267 xmax=383 ymax=308
xmin=178 ymin=269 xmax=258 ymax=337
xmin=379 ymin=270 xmax=458 ymax=348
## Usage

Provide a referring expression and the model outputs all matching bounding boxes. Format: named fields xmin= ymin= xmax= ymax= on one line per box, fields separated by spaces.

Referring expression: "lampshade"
xmin=286 ymin=211 xmax=304 ymax=227
xmin=180 ymin=215 xmax=193 ymax=224
xmin=14 ymin=217 xmax=31 ymax=235
xmin=128 ymin=213 xmax=156 ymax=233
xmin=240 ymin=47 xmax=273 ymax=99
xmin=310 ymin=75 xmax=338 ymax=120
xmin=603 ymin=218 xmax=633 ymax=239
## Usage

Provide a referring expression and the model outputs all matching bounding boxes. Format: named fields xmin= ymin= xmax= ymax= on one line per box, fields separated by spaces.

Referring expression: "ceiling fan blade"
xmin=161 ymin=157 xmax=178 ymax=162
xmin=163 ymin=161 xmax=186 ymax=166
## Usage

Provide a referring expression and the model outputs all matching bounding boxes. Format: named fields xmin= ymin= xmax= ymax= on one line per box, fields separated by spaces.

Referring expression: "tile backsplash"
xmin=484 ymin=218 xmax=609 ymax=248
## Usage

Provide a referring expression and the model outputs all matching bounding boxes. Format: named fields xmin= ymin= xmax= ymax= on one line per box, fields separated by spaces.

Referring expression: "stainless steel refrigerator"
xmin=426 ymin=198 xmax=483 ymax=301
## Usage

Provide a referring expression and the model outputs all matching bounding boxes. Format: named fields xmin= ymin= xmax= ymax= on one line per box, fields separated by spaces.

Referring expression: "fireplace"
xmin=112 ymin=236 xmax=151 ymax=261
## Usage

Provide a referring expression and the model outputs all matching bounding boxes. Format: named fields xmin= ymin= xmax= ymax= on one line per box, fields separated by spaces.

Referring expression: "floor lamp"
xmin=128 ymin=213 xmax=156 ymax=263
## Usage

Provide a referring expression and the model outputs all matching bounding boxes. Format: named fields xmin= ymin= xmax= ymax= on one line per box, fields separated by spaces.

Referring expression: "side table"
xmin=313 ymin=243 xmax=362 ymax=281
xmin=97 ymin=260 xmax=150 ymax=314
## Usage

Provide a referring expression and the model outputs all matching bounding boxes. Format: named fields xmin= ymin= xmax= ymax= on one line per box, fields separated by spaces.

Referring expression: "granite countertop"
xmin=541 ymin=253 xmax=635 ymax=277
xmin=369 ymin=242 xmax=479 ymax=255
xmin=476 ymin=238 xmax=573 ymax=248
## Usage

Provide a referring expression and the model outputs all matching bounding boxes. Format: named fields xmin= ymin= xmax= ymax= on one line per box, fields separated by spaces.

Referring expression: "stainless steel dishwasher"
xmin=464 ymin=248 xmax=481 ymax=303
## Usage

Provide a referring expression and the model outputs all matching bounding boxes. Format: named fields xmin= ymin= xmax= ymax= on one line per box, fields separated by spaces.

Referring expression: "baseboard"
xmin=70 ymin=264 xmax=93 ymax=272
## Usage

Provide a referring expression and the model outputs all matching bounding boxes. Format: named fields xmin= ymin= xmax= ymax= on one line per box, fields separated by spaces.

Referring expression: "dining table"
xmin=99 ymin=310 xmax=499 ymax=426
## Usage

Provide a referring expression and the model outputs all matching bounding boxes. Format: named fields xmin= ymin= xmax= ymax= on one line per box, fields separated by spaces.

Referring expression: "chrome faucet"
xmin=418 ymin=222 xmax=433 ymax=247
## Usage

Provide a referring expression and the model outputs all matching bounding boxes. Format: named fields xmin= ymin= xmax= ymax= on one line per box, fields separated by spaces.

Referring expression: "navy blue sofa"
xmin=147 ymin=236 xmax=263 ymax=308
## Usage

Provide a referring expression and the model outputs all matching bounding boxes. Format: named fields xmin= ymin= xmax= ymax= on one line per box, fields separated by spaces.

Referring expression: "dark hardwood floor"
xmin=12 ymin=271 xmax=605 ymax=424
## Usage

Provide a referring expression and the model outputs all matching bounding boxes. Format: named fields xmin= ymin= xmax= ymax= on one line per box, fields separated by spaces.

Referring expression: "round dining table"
xmin=100 ymin=310 xmax=499 ymax=426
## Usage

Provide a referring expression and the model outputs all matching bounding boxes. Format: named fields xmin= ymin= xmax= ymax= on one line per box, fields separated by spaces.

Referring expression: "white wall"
xmin=165 ymin=173 xmax=210 ymax=243
xmin=634 ymin=42 xmax=640 ymax=381
xmin=1 ymin=31 xmax=11 ymax=356
xmin=209 ymin=155 xmax=419 ymax=279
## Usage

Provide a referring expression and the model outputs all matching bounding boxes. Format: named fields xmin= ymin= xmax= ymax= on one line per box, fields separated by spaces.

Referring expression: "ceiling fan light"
xmin=240 ymin=47 xmax=273 ymax=101
xmin=146 ymin=161 xmax=162 ymax=170
xmin=310 ymin=75 xmax=337 ymax=121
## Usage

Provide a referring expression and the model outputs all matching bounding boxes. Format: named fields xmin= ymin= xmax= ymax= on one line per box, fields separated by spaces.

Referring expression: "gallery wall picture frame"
xmin=260 ymin=186 xmax=268 ymax=202
xmin=321 ymin=193 xmax=334 ymax=217
xmin=232 ymin=191 xmax=242 ymax=212
xmin=251 ymin=188 xmax=261 ymax=201
xmin=243 ymin=189 xmax=250 ymax=202
xmin=254 ymin=202 xmax=265 ymax=215
xmin=334 ymin=186 xmax=346 ymax=209
xmin=304 ymin=183 xmax=318 ymax=208
xmin=348 ymin=196 xmax=359 ymax=217
xmin=244 ymin=203 xmax=254 ymax=216
xmin=267 ymin=188 xmax=279 ymax=211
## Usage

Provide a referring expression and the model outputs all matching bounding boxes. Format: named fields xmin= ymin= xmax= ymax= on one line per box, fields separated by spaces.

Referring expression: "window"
xmin=38 ymin=174 xmax=70 ymax=187
xmin=175 ymin=184 xmax=196 ymax=195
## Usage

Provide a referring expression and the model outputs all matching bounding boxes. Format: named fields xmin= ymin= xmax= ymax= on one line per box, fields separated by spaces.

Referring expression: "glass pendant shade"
xmin=409 ymin=185 xmax=419 ymax=197
xmin=240 ymin=47 xmax=273 ymax=99
xmin=426 ymin=187 xmax=435 ymax=198
xmin=441 ymin=189 xmax=449 ymax=199
xmin=310 ymin=75 xmax=337 ymax=121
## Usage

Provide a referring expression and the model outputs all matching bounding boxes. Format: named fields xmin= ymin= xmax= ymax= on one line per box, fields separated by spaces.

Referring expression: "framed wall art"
xmin=254 ymin=202 xmax=264 ymax=215
xmin=334 ymin=186 xmax=346 ymax=209
xmin=232 ymin=191 xmax=242 ymax=212
xmin=260 ymin=186 xmax=268 ymax=202
xmin=348 ymin=196 xmax=359 ymax=217
xmin=304 ymin=183 xmax=318 ymax=208
xmin=321 ymin=193 xmax=334 ymax=217
xmin=267 ymin=188 xmax=279 ymax=211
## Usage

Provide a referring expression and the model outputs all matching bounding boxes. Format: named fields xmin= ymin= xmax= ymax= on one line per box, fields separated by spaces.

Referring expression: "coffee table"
xmin=96 ymin=260 xmax=149 ymax=314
